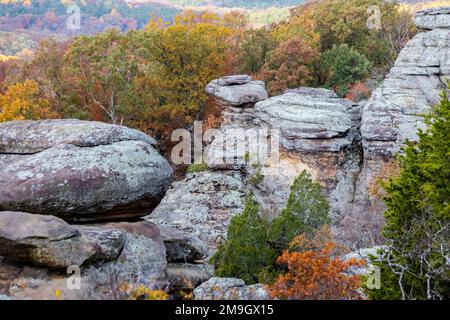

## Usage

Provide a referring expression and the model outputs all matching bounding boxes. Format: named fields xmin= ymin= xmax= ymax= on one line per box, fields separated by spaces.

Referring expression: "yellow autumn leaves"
xmin=0 ymin=79 xmax=56 ymax=122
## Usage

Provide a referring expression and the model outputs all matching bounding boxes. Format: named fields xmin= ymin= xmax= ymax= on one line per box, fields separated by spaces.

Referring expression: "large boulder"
xmin=0 ymin=120 xmax=173 ymax=222
xmin=255 ymin=88 xmax=355 ymax=153
xmin=250 ymin=88 xmax=363 ymax=224
xmin=206 ymin=75 xmax=268 ymax=107
xmin=194 ymin=278 xmax=269 ymax=300
xmin=0 ymin=119 xmax=157 ymax=154
xmin=0 ymin=220 xmax=168 ymax=300
xmin=146 ymin=172 xmax=246 ymax=256
xmin=0 ymin=211 xmax=124 ymax=269
xmin=167 ymin=263 xmax=214 ymax=290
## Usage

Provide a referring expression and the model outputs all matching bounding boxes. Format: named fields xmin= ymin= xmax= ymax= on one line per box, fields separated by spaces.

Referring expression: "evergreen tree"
xmin=367 ymin=88 xmax=450 ymax=300
xmin=269 ymin=171 xmax=331 ymax=253
xmin=211 ymin=197 xmax=277 ymax=284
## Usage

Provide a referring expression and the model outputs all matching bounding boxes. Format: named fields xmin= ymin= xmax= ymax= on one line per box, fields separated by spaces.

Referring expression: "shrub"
xmin=259 ymin=37 xmax=319 ymax=95
xmin=269 ymin=226 xmax=365 ymax=300
xmin=129 ymin=285 xmax=169 ymax=301
xmin=212 ymin=171 xmax=332 ymax=285
xmin=345 ymin=82 xmax=371 ymax=102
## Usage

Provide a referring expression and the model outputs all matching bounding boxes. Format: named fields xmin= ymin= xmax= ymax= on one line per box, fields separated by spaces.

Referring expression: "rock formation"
xmin=186 ymin=8 xmax=450 ymax=251
xmin=147 ymin=172 xmax=246 ymax=256
xmin=0 ymin=119 xmax=173 ymax=222
xmin=0 ymin=7 xmax=448 ymax=300
xmin=194 ymin=277 xmax=268 ymax=300
xmin=0 ymin=120 xmax=173 ymax=299
xmin=355 ymin=7 xmax=450 ymax=233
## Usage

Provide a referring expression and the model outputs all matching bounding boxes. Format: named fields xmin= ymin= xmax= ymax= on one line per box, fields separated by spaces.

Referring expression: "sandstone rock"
xmin=0 ymin=211 xmax=124 ymax=269
xmin=194 ymin=277 xmax=269 ymax=300
xmin=0 ymin=221 xmax=168 ymax=300
xmin=0 ymin=119 xmax=156 ymax=154
xmin=167 ymin=263 xmax=214 ymax=289
xmin=216 ymin=75 xmax=252 ymax=86
xmin=354 ymin=8 xmax=450 ymax=234
xmin=158 ymin=225 xmax=208 ymax=263
xmin=104 ymin=221 xmax=168 ymax=289
xmin=146 ymin=172 xmax=246 ymax=256
xmin=0 ymin=120 xmax=173 ymax=222
xmin=255 ymin=88 xmax=354 ymax=153
xmin=206 ymin=76 xmax=268 ymax=107
xmin=415 ymin=7 xmax=450 ymax=30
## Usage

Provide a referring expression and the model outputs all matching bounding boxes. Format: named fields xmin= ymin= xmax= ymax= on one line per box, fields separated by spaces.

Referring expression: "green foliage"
xmin=187 ymin=162 xmax=209 ymax=173
xmin=369 ymin=89 xmax=450 ymax=300
xmin=314 ymin=0 xmax=405 ymax=66
xmin=259 ymin=37 xmax=319 ymax=95
xmin=269 ymin=171 xmax=330 ymax=252
xmin=237 ymin=29 xmax=277 ymax=75
xmin=249 ymin=170 xmax=265 ymax=186
xmin=211 ymin=197 xmax=277 ymax=284
xmin=364 ymin=252 xmax=403 ymax=300
xmin=213 ymin=170 xmax=331 ymax=284
xmin=320 ymin=44 xmax=372 ymax=96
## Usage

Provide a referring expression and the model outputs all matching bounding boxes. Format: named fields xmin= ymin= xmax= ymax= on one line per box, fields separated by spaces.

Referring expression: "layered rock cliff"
xmin=148 ymin=8 xmax=450 ymax=253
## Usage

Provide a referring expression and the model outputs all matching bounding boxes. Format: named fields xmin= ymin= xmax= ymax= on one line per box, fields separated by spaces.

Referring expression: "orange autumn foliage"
xmin=269 ymin=228 xmax=365 ymax=300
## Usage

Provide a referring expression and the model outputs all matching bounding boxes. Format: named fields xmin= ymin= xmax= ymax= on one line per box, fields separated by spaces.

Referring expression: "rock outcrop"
xmin=253 ymin=88 xmax=363 ymax=222
xmin=167 ymin=263 xmax=214 ymax=290
xmin=0 ymin=119 xmax=173 ymax=222
xmin=0 ymin=211 xmax=124 ymax=269
xmin=194 ymin=277 xmax=268 ymax=300
xmin=157 ymin=225 xmax=208 ymax=263
xmin=355 ymin=7 xmax=450 ymax=227
xmin=206 ymin=75 xmax=268 ymax=107
xmin=198 ymin=7 xmax=450 ymax=249
xmin=146 ymin=172 xmax=246 ymax=256
xmin=255 ymin=88 xmax=356 ymax=153
xmin=0 ymin=120 xmax=173 ymax=299
xmin=414 ymin=7 xmax=450 ymax=30
xmin=0 ymin=219 xmax=168 ymax=299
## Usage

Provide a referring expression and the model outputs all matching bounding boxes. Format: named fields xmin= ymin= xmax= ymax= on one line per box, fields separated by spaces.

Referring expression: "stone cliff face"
xmin=150 ymin=7 xmax=450 ymax=252
xmin=354 ymin=7 xmax=450 ymax=237
xmin=0 ymin=7 xmax=448 ymax=300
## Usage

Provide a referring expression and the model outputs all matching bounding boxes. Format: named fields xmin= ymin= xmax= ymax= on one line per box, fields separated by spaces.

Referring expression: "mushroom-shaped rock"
xmin=206 ymin=75 xmax=269 ymax=107
xmin=0 ymin=120 xmax=173 ymax=222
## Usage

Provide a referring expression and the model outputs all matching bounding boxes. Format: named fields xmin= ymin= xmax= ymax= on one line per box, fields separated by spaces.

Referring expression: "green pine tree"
xmin=269 ymin=170 xmax=331 ymax=253
xmin=211 ymin=197 xmax=277 ymax=284
xmin=367 ymin=88 xmax=450 ymax=300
